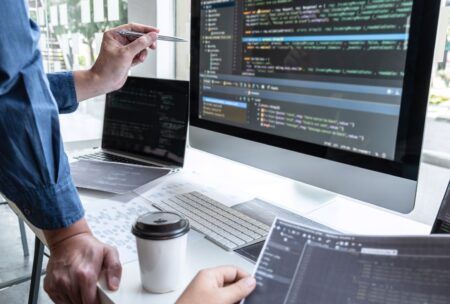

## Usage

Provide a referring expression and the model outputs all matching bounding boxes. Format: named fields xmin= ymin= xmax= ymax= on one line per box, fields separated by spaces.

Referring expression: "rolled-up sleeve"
xmin=47 ymin=72 xmax=79 ymax=114
xmin=0 ymin=0 xmax=84 ymax=230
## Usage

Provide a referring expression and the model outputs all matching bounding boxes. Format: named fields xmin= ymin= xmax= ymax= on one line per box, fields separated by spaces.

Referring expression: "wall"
xmin=175 ymin=0 xmax=191 ymax=80
xmin=128 ymin=0 xmax=175 ymax=79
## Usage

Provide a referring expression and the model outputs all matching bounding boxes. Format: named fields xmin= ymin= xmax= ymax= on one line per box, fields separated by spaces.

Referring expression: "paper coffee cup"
xmin=132 ymin=211 xmax=190 ymax=293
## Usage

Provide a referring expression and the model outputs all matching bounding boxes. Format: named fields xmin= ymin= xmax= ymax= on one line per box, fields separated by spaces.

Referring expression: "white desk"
xmin=98 ymin=234 xmax=254 ymax=304
xmin=71 ymin=146 xmax=433 ymax=304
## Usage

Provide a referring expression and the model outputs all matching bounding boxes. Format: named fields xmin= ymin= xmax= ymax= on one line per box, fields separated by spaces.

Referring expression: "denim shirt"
xmin=0 ymin=0 xmax=84 ymax=229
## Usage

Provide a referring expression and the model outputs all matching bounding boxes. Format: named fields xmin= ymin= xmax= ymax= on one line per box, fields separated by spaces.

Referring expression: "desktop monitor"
xmin=189 ymin=0 xmax=441 ymax=213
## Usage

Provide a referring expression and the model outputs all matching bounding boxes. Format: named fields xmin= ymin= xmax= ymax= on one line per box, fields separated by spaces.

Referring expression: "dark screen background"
xmin=102 ymin=77 xmax=189 ymax=167
xmin=198 ymin=0 xmax=413 ymax=160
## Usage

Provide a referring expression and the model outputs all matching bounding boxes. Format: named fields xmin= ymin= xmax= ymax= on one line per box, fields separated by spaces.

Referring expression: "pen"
xmin=117 ymin=30 xmax=188 ymax=43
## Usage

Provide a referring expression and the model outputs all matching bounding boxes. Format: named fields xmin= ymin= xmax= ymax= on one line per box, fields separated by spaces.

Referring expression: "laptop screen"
xmin=431 ymin=181 xmax=450 ymax=234
xmin=102 ymin=77 xmax=189 ymax=167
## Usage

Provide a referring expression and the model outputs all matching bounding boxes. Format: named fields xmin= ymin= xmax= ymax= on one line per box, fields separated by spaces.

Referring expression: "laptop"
xmin=431 ymin=180 xmax=450 ymax=234
xmin=73 ymin=76 xmax=189 ymax=175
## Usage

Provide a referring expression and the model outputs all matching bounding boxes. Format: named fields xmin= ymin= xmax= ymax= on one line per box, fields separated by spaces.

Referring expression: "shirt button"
xmin=24 ymin=209 xmax=31 ymax=215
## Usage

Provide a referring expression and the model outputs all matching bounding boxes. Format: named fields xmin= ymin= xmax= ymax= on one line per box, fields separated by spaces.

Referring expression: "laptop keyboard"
xmin=152 ymin=191 xmax=270 ymax=251
xmin=75 ymin=151 xmax=157 ymax=167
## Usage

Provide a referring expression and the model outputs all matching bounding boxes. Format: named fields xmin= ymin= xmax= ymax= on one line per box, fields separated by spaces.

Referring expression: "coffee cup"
xmin=132 ymin=211 xmax=190 ymax=293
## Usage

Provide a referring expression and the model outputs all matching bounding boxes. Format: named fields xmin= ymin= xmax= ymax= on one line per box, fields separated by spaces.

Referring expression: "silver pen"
xmin=117 ymin=30 xmax=188 ymax=43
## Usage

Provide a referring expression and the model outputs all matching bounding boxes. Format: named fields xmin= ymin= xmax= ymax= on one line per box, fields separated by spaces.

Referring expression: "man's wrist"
xmin=73 ymin=70 xmax=110 ymax=101
xmin=43 ymin=218 xmax=92 ymax=251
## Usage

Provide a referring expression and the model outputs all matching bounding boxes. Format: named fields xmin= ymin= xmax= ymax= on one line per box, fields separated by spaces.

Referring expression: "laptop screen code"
xmin=102 ymin=77 xmax=189 ymax=167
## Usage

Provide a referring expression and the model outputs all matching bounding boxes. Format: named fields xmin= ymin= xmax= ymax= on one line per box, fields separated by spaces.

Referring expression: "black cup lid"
xmin=132 ymin=212 xmax=190 ymax=240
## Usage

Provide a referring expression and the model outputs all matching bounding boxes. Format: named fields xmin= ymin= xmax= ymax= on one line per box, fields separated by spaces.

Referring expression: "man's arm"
xmin=48 ymin=23 xmax=158 ymax=107
xmin=46 ymin=72 xmax=79 ymax=114
xmin=73 ymin=23 xmax=158 ymax=101
xmin=47 ymin=24 xmax=157 ymax=113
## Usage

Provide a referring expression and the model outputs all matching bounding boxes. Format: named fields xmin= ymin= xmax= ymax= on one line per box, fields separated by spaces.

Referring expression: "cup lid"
xmin=132 ymin=212 xmax=190 ymax=240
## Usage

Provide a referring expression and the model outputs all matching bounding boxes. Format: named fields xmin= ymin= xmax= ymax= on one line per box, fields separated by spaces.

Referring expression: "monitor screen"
xmin=102 ymin=77 xmax=189 ymax=167
xmin=196 ymin=0 xmax=415 ymax=160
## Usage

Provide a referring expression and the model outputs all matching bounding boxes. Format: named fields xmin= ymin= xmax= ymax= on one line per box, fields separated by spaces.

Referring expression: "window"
xmin=29 ymin=0 xmax=128 ymax=142
xmin=175 ymin=0 xmax=190 ymax=81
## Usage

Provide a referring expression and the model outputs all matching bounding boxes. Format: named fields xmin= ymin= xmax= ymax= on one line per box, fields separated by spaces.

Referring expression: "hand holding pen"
xmin=117 ymin=29 xmax=188 ymax=43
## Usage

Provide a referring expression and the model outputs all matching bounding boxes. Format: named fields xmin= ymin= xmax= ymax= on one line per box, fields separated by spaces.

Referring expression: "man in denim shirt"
xmin=0 ymin=0 xmax=158 ymax=302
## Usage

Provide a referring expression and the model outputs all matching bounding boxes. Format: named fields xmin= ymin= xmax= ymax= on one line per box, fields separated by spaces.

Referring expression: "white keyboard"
xmin=152 ymin=191 xmax=270 ymax=251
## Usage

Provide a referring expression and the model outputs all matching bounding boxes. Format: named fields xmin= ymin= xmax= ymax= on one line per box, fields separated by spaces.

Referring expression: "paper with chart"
xmin=84 ymin=197 xmax=154 ymax=264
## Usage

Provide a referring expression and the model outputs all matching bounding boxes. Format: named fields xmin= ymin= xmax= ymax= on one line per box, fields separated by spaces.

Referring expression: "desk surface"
xmin=98 ymin=233 xmax=254 ymax=304
xmin=72 ymin=146 xmax=433 ymax=304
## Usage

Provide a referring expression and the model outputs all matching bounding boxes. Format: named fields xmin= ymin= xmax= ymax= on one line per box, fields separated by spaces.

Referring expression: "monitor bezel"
xmin=189 ymin=0 xmax=441 ymax=181
xmin=102 ymin=76 xmax=190 ymax=167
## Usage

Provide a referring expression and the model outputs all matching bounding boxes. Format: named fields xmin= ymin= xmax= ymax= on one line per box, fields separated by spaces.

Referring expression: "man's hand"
xmin=176 ymin=266 xmax=256 ymax=304
xmin=43 ymin=219 xmax=122 ymax=304
xmin=74 ymin=23 xmax=159 ymax=101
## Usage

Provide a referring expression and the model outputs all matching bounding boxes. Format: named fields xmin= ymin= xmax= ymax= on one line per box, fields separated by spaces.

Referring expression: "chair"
xmin=0 ymin=195 xmax=29 ymax=257
xmin=0 ymin=196 xmax=45 ymax=304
